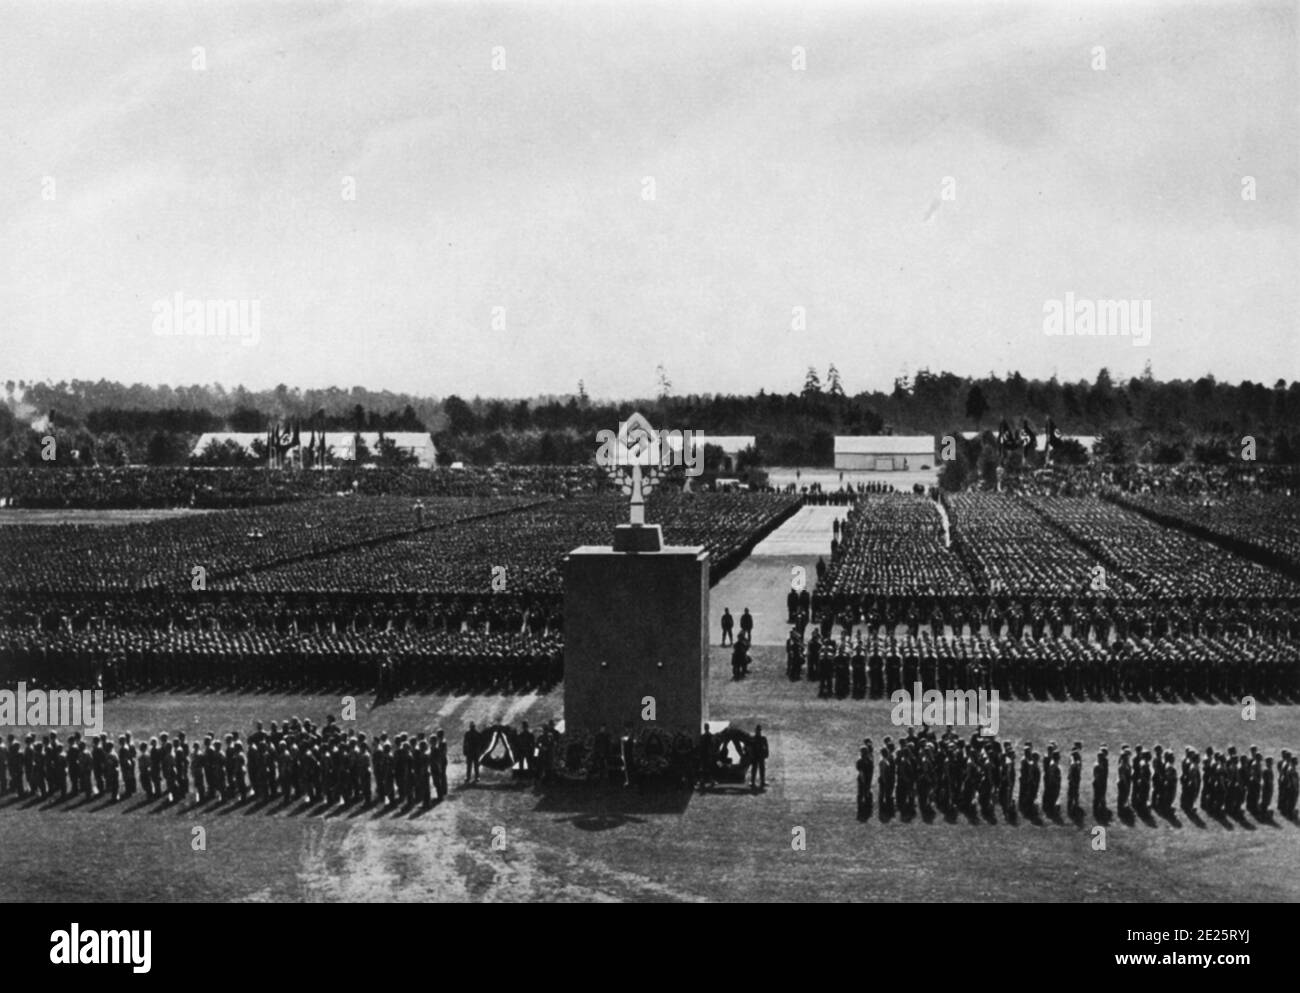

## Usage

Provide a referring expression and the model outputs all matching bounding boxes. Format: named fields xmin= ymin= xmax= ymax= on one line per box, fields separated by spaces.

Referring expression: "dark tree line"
xmin=3 ymin=366 xmax=1298 ymax=468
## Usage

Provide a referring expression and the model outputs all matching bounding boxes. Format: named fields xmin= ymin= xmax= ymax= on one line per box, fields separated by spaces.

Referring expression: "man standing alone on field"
xmin=750 ymin=725 xmax=769 ymax=791
xmin=463 ymin=722 xmax=480 ymax=784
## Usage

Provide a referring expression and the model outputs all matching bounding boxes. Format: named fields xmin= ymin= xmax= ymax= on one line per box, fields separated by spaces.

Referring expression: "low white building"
xmin=833 ymin=435 xmax=935 ymax=471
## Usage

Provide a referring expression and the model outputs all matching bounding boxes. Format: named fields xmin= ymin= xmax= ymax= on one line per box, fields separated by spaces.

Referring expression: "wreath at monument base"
xmin=536 ymin=728 xmax=704 ymax=786
xmin=554 ymin=733 xmax=594 ymax=781
xmin=712 ymin=726 xmax=755 ymax=781
xmin=633 ymin=727 xmax=675 ymax=778
xmin=477 ymin=725 xmax=519 ymax=771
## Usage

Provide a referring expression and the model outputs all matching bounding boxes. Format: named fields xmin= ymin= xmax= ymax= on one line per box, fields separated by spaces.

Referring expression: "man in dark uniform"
xmin=5 ymin=736 xmax=20 ymax=797
xmin=92 ymin=736 xmax=106 ymax=796
xmin=1018 ymin=744 xmax=1034 ymax=813
xmin=463 ymin=722 xmax=481 ymax=784
xmin=1154 ymin=749 xmax=1171 ymax=811
xmin=1134 ymin=748 xmax=1151 ymax=812
xmin=1200 ymin=749 xmax=1217 ymax=815
xmin=48 ymin=743 xmax=65 ymax=800
xmin=229 ymin=742 xmax=247 ymax=801
xmin=1092 ymin=746 xmax=1109 ymax=814
xmin=415 ymin=742 xmax=432 ymax=805
xmin=189 ymin=741 xmax=203 ymax=802
xmin=248 ymin=742 xmax=265 ymax=799
xmin=1000 ymin=743 xmax=1016 ymax=814
xmin=1042 ymin=752 xmax=1061 ymax=816
xmin=1026 ymin=750 xmax=1042 ymax=814
xmin=160 ymin=740 xmax=176 ymax=802
xmin=1181 ymin=748 xmax=1200 ymax=812
xmin=749 ymin=725 xmax=769 ymax=791
xmin=731 ymin=638 xmax=748 ymax=681
xmin=175 ymin=732 xmax=189 ymax=801
xmin=138 ymin=743 xmax=153 ymax=800
xmin=517 ymin=722 xmax=535 ymax=778
xmin=1154 ymin=743 xmax=1175 ymax=816
xmin=1246 ymin=747 xmax=1262 ymax=815
xmin=149 ymin=737 xmax=165 ymax=797
xmin=856 ymin=739 xmax=874 ymax=817
xmin=833 ymin=644 xmax=850 ymax=698
xmin=739 ymin=608 xmax=754 ymax=642
xmin=878 ymin=746 xmax=895 ymax=815
xmin=720 ymin=609 xmax=734 ymax=646
xmin=819 ymin=641 xmax=834 ymax=698
xmin=698 ymin=724 xmax=716 ymax=791
xmin=434 ymin=730 xmax=449 ymax=799
xmin=1117 ymin=745 xmax=1132 ymax=812
xmin=105 ymin=743 xmax=120 ymax=801
xmin=119 ymin=736 xmax=136 ymax=798
xmin=1067 ymin=742 xmax=1083 ymax=815
xmin=391 ymin=741 xmax=408 ymax=804
xmin=79 ymin=743 xmax=94 ymax=799
xmin=536 ymin=725 xmax=556 ymax=786
xmin=786 ymin=630 xmax=804 ymax=681
xmin=23 ymin=735 xmax=40 ymax=798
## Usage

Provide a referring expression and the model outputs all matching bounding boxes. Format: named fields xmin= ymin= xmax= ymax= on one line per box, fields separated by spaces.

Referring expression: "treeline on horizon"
xmin=2 ymin=365 xmax=1298 ymax=468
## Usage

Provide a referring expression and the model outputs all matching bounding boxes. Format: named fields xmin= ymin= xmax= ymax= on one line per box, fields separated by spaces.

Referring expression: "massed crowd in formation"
xmin=0 ymin=465 xmax=608 ymax=509
xmin=0 ymin=490 xmax=801 ymax=693
xmin=1116 ymin=491 xmax=1300 ymax=577
xmin=789 ymin=489 xmax=1300 ymax=700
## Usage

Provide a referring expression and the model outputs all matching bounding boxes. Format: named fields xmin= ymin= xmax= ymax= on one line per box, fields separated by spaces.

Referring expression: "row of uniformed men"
xmin=1 ymin=716 xmax=471 ymax=808
xmin=791 ymin=628 xmax=1298 ymax=701
xmin=854 ymin=729 xmax=1299 ymax=820
xmin=0 ymin=628 xmax=564 ymax=695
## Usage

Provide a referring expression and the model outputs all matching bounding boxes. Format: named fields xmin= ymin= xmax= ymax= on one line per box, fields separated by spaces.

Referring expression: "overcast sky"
xmin=1 ymin=1 xmax=1295 ymax=400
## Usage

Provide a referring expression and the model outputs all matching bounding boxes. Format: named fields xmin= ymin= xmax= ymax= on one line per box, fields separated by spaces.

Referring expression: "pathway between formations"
xmin=709 ymin=506 xmax=844 ymax=648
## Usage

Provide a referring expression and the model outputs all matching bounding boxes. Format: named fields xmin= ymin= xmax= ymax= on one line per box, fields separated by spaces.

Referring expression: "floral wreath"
xmin=477 ymin=724 xmax=519 ymax=771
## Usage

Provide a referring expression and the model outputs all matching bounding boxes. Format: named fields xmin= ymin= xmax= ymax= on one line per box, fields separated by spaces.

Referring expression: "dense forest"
xmin=2 ymin=364 xmax=1297 ymax=469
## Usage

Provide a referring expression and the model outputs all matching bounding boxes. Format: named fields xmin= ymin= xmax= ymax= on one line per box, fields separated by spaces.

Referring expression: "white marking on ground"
xmin=500 ymin=692 xmax=540 ymax=725
xmin=436 ymin=695 xmax=470 ymax=719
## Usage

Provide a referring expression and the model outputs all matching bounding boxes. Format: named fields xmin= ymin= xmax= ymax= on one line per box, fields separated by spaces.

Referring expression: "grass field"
xmin=2 ymin=512 xmax=1296 ymax=902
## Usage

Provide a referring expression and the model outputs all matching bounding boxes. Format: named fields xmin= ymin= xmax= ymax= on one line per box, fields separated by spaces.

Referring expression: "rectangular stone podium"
xmin=563 ymin=542 xmax=709 ymax=736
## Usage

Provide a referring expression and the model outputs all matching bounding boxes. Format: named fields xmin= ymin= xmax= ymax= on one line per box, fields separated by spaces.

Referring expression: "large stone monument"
xmin=563 ymin=413 xmax=709 ymax=735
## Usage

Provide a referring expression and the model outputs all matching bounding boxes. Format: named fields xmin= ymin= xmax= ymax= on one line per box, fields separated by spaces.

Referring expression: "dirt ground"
xmin=2 ymin=676 xmax=1296 ymax=902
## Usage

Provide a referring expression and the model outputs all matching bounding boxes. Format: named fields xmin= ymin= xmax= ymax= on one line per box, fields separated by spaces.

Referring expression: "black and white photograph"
xmin=0 ymin=0 xmax=1296 ymax=950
